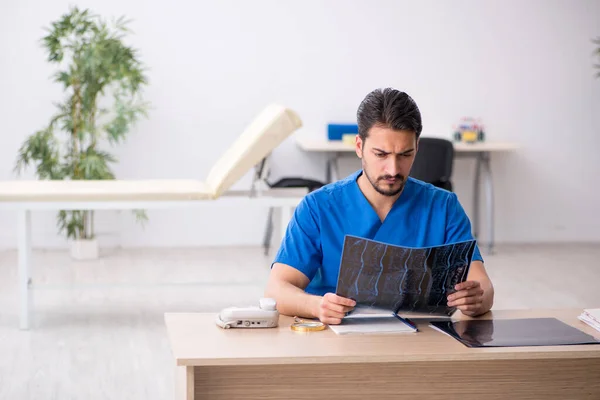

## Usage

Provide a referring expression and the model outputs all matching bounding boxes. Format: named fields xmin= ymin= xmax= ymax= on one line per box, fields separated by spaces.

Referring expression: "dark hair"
xmin=356 ymin=88 xmax=422 ymax=141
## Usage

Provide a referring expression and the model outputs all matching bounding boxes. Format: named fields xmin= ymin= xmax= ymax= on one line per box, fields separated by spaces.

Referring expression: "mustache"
xmin=378 ymin=174 xmax=404 ymax=181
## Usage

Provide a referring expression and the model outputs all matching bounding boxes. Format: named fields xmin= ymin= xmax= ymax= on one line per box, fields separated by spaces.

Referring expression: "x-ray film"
xmin=336 ymin=236 xmax=477 ymax=316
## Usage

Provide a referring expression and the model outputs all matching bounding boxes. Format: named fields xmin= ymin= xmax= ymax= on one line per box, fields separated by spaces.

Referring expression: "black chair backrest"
xmin=409 ymin=137 xmax=454 ymax=191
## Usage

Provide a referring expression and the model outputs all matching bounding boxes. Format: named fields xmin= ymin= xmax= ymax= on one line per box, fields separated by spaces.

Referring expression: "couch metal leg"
xmin=263 ymin=207 xmax=274 ymax=255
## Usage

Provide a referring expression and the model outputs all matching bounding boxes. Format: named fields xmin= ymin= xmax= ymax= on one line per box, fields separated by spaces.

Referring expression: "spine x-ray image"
xmin=335 ymin=235 xmax=476 ymax=316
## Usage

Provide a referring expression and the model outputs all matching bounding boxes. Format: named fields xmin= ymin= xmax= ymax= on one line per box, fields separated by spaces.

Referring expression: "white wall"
xmin=1 ymin=0 xmax=599 ymax=249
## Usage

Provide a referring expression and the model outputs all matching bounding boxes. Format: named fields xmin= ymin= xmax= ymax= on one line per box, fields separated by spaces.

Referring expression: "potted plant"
xmin=14 ymin=7 xmax=149 ymax=259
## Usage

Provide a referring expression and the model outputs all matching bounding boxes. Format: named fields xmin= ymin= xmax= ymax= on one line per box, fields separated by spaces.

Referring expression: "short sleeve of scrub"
xmin=272 ymin=195 xmax=323 ymax=281
xmin=445 ymin=192 xmax=484 ymax=263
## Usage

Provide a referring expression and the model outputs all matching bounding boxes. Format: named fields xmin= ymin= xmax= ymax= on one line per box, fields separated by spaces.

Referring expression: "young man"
xmin=265 ymin=88 xmax=494 ymax=325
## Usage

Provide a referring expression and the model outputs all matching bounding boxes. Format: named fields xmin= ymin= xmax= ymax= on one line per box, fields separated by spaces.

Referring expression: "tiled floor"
xmin=0 ymin=244 xmax=598 ymax=399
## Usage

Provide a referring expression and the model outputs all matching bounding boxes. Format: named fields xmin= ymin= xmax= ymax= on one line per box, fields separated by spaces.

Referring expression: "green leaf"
xmin=19 ymin=6 xmax=151 ymax=240
xmin=79 ymin=146 xmax=116 ymax=180
xmin=53 ymin=71 xmax=71 ymax=88
xmin=132 ymin=209 xmax=149 ymax=228
xmin=57 ymin=210 xmax=85 ymax=240
xmin=13 ymin=127 xmax=62 ymax=179
xmin=103 ymin=93 xmax=149 ymax=144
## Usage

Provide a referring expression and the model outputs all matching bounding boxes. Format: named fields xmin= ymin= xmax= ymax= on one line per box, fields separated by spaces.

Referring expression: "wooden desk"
xmin=165 ymin=309 xmax=600 ymax=400
xmin=296 ymin=138 xmax=520 ymax=255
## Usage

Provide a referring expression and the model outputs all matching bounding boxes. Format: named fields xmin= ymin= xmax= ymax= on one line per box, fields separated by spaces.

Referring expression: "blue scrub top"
xmin=273 ymin=169 xmax=483 ymax=296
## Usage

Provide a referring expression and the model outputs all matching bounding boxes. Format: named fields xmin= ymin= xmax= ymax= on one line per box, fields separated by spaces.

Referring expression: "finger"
xmin=456 ymin=303 xmax=482 ymax=313
xmin=324 ymin=293 xmax=356 ymax=307
xmin=448 ymin=295 xmax=481 ymax=307
xmin=448 ymin=288 xmax=484 ymax=302
xmin=340 ymin=305 xmax=356 ymax=313
xmin=449 ymin=295 xmax=480 ymax=306
xmin=454 ymin=281 xmax=480 ymax=291
xmin=322 ymin=301 xmax=354 ymax=314
xmin=321 ymin=316 xmax=343 ymax=325
xmin=320 ymin=306 xmax=347 ymax=320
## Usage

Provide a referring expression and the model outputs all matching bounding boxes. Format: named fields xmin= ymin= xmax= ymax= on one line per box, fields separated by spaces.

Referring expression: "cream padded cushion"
xmin=0 ymin=104 xmax=302 ymax=202
xmin=205 ymin=104 xmax=302 ymax=198
xmin=0 ymin=180 xmax=212 ymax=202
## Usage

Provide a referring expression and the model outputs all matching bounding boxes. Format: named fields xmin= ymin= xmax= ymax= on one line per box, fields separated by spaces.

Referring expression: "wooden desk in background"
xmin=296 ymin=138 xmax=520 ymax=255
xmin=165 ymin=309 xmax=600 ymax=400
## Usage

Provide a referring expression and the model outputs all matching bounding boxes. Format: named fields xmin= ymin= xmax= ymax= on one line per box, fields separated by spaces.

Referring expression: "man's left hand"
xmin=447 ymin=281 xmax=486 ymax=317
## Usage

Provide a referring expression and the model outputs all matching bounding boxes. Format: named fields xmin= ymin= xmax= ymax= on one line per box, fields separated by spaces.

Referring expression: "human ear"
xmin=355 ymin=135 xmax=363 ymax=159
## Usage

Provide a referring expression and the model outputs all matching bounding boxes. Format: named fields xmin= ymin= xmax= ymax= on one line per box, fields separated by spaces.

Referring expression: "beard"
xmin=363 ymin=168 xmax=406 ymax=197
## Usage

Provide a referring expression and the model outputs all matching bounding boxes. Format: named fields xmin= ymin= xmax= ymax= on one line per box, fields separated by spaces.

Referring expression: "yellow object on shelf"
xmin=342 ymin=134 xmax=356 ymax=145
xmin=461 ymin=131 xmax=478 ymax=143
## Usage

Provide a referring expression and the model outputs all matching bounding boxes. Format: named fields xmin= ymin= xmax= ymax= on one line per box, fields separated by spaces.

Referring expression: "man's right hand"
xmin=314 ymin=293 xmax=356 ymax=325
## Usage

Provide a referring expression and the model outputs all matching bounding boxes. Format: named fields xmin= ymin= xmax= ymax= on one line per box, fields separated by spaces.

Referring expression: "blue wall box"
xmin=327 ymin=123 xmax=359 ymax=140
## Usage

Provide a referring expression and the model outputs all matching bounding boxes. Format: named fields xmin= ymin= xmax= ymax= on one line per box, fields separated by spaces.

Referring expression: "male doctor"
xmin=265 ymin=88 xmax=494 ymax=325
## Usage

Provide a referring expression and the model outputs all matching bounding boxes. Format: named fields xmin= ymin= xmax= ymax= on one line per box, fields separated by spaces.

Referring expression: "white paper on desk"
xmin=583 ymin=309 xmax=600 ymax=323
xmin=328 ymin=313 xmax=417 ymax=335
xmin=579 ymin=309 xmax=600 ymax=332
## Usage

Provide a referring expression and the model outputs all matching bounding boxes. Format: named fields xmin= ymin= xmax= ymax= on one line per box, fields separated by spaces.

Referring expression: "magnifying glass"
xmin=291 ymin=317 xmax=327 ymax=332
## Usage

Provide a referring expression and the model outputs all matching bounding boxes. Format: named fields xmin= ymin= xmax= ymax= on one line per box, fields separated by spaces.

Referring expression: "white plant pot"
xmin=70 ymin=238 xmax=99 ymax=260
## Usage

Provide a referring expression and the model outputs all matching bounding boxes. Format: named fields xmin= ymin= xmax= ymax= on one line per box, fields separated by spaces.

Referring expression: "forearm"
xmin=265 ymin=279 xmax=321 ymax=319
xmin=479 ymin=277 xmax=494 ymax=314
xmin=464 ymin=260 xmax=494 ymax=317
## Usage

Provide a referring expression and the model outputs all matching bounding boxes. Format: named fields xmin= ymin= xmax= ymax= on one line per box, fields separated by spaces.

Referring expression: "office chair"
xmin=256 ymin=157 xmax=325 ymax=255
xmin=410 ymin=137 xmax=454 ymax=191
